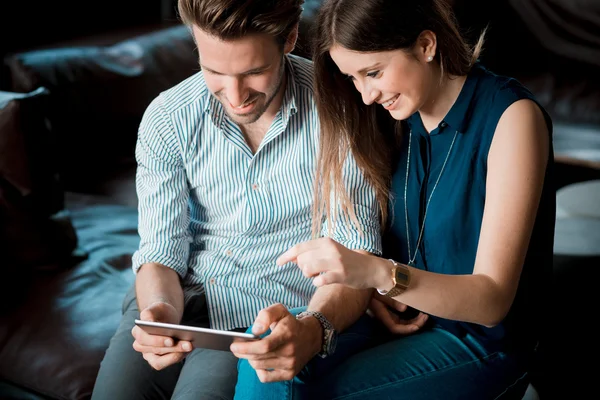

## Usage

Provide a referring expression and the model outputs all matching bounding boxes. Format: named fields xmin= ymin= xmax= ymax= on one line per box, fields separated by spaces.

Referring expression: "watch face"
xmin=395 ymin=268 xmax=409 ymax=285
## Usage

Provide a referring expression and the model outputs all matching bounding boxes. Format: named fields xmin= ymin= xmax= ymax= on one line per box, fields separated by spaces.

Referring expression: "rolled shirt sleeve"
xmin=131 ymin=95 xmax=191 ymax=278
xmin=321 ymin=153 xmax=382 ymax=256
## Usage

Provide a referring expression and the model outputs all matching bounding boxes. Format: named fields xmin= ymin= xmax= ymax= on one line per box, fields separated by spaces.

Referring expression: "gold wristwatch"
xmin=377 ymin=259 xmax=411 ymax=297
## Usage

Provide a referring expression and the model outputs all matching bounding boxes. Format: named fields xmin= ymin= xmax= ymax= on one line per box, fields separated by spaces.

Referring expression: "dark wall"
xmin=0 ymin=0 xmax=178 ymax=57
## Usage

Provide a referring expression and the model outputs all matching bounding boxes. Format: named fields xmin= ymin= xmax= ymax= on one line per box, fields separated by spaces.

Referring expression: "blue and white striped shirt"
xmin=131 ymin=55 xmax=381 ymax=330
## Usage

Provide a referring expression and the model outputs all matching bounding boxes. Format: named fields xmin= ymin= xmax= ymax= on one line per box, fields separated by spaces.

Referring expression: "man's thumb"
xmin=252 ymin=304 xmax=289 ymax=335
xmin=140 ymin=307 xmax=158 ymax=322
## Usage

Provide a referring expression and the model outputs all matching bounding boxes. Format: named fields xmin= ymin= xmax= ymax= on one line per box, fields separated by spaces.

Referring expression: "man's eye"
xmin=366 ymin=70 xmax=380 ymax=78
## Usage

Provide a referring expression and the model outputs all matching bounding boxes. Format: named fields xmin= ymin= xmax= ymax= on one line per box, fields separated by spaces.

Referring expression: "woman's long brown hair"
xmin=311 ymin=0 xmax=484 ymax=237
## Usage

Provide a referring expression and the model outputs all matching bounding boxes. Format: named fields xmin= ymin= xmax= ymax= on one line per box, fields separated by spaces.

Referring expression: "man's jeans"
xmin=91 ymin=285 xmax=239 ymax=400
xmin=235 ymin=310 xmax=531 ymax=400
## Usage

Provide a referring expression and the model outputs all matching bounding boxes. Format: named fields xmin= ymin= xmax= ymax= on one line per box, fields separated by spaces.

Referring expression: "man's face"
xmin=193 ymin=26 xmax=286 ymax=125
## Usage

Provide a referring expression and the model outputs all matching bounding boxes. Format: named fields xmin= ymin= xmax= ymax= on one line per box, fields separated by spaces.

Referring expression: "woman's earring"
xmin=427 ymin=56 xmax=433 ymax=62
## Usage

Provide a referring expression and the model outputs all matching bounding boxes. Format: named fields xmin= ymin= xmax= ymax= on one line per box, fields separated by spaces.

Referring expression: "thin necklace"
xmin=404 ymin=128 xmax=459 ymax=266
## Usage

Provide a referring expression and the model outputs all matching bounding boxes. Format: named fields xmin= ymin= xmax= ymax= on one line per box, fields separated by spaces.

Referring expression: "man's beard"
xmin=220 ymin=57 xmax=286 ymax=125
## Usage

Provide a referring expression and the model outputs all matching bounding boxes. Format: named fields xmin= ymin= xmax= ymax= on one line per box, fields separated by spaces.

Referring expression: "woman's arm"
xmin=281 ymin=99 xmax=549 ymax=327
xmin=281 ymin=99 xmax=549 ymax=328
xmin=379 ymin=99 xmax=549 ymax=326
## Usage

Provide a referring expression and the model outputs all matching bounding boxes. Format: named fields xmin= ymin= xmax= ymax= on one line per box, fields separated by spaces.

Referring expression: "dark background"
xmin=0 ymin=0 xmax=178 ymax=56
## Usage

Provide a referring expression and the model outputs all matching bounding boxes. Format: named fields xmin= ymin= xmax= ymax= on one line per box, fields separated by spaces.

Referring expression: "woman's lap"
xmin=316 ymin=327 xmax=530 ymax=400
xmin=235 ymin=315 xmax=530 ymax=400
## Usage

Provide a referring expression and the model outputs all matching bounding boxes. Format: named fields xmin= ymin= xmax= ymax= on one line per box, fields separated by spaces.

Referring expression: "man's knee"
xmin=92 ymin=310 xmax=180 ymax=400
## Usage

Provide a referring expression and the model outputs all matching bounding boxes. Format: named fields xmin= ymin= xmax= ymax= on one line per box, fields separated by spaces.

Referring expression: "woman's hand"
xmin=276 ymin=237 xmax=386 ymax=289
xmin=369 ymin=293 xmax=429 ymax=335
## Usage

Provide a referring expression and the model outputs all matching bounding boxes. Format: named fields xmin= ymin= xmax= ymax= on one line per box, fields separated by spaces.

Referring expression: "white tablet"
xmin=134 ymin=319 xmax=259 ymax=352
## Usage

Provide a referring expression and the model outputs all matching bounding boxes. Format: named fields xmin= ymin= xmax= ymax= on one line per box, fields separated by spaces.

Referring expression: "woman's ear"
xmin=284 ymin=23 xmax=299 ymax=54
xmin=417 ymin=30 xmax=437 ymax=62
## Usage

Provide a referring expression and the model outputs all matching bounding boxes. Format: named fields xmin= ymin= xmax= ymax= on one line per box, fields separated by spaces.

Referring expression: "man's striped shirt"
xmin=131 ymin=54 xmax=381 ymax=331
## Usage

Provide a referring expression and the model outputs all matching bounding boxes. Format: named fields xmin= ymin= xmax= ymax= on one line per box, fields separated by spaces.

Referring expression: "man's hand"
xmin=131 ymin=301 xmax=192 ymax=370
xmin=369 ymin=293 xmax=429 ymax=335
xmin=230 ymin=304 xmax=322 ymax=383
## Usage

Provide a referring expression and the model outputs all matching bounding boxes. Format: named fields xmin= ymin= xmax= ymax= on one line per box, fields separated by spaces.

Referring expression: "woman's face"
xmin=329 ymin=41 xmax=435 ymax=121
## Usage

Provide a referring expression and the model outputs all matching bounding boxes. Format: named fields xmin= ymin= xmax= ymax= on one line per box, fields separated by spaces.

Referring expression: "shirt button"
xmin=251 ymin=183 xmax=259 ymax=190
xmin=439 ymin=121 xmax=448 ymax=128
xmin=209 ymin=278 xmax=216 ymax=285
xmin=225 ymin=250 xmax=233 ymax=256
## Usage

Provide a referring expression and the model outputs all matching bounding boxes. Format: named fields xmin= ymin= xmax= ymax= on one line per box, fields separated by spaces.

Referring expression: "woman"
xmin=277 ymin=0 xmax=555 ymax=398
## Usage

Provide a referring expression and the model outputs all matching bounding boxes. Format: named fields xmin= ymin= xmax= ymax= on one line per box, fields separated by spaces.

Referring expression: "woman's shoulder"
xmin=470 ymin=63 xmax=550 ymax=129
xmin=472 ymin=63 xmax=536 ymax=105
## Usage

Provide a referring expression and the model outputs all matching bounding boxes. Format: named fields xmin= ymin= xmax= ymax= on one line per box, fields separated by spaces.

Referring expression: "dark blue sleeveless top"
xmin=385 ymin=63 xmax=555 ymax=352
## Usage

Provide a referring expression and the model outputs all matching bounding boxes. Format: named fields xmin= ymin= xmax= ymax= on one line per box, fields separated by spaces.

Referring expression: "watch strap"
xmin=296 ymin=310 xmax=335 ymax=357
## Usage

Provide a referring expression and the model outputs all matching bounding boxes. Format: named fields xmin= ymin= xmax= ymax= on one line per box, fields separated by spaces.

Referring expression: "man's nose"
xmin=226 ymin=77 xmax=249 ymax=107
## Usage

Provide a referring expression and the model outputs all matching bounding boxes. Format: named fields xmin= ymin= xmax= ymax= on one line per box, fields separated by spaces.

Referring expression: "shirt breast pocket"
xmin=185 ymin=154 xmax=243 ymax=217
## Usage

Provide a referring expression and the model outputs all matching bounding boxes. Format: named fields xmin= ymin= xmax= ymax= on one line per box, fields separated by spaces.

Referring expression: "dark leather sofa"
xmin=1 ymin=1 xmax=598 ymax=399
xmin=0 ymin=24 xmax=197 ymax=400
xmin=0 ymin=3 xmax=322 ymax=399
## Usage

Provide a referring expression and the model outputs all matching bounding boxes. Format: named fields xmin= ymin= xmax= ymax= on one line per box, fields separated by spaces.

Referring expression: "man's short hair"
xmin=178 ymin=0 xmax=304 ymax=46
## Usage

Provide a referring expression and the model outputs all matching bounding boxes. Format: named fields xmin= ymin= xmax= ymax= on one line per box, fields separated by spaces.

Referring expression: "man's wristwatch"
xmin=296 ymin=311 xmax=337 ymax=358
xmin=377 ymin=259 xmax=411 ymax=297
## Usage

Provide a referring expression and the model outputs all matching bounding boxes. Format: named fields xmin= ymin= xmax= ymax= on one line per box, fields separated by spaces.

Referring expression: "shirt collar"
xmin=280 ymin=56 xmax=299 ymax=120
xmin=442 ymin=63 xmax=483 ymax=134
xmin=407 ymin=62 xmax=483 ymax=135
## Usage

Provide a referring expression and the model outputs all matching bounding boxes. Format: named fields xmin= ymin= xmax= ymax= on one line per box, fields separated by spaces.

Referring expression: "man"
xmin=91 ymin=0 xmax=382 ymax=399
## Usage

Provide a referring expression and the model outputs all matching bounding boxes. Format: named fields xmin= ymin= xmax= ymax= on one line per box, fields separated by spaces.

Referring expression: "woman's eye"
xmin=366 ymin=70 xmax=380 ymax=78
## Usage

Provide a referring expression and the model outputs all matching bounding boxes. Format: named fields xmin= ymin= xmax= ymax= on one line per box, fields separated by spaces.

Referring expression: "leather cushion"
xmin=0 ymin=205 xmax=138 ymax=400
xmin=4 ymin=25 xmax=199 ymax=190
xmin=0 ymin=88 xmax=62 ymax=216
xmin=0 ymin=88 xmax=77 ymax=314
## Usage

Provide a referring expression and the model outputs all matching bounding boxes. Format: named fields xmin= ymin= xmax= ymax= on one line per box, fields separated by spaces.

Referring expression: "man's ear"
xmin=283 ymin=23 xmax=299 ymax=55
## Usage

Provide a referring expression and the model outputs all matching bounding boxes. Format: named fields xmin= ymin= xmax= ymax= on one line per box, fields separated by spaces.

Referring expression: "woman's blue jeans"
xmin=234 ymin=307 xmax=531 ymax=400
